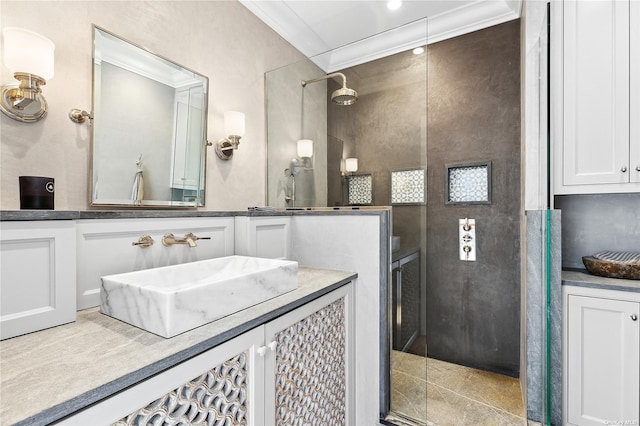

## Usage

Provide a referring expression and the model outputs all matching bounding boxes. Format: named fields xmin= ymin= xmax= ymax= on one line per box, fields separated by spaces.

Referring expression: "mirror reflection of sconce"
xmin=343 ymin=157 xmax=358 ymax=176
xmin=210 ymin=111 xmax=245 ymax=160
xmin=288 ymin=139 xmax=313 ymax=174
xmin=0 ymin=27 xmax=55 ymax=123
xmin=296 ymin=139 xmax=313 ymax=168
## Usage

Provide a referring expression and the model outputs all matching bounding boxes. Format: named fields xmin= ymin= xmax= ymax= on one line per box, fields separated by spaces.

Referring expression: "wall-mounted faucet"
xmin=162 ymin=232 xmax=210 ymax=248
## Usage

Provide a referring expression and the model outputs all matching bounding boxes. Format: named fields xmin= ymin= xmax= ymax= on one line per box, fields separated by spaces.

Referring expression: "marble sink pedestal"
xmin=100 ymin=256 xmax=298 ymax=338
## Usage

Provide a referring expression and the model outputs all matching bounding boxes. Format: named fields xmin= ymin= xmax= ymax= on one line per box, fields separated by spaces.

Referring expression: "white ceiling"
xmin=240 ymin=0 xmax=522 ymax=72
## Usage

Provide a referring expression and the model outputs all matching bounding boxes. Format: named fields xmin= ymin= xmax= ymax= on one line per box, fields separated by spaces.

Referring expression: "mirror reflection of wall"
xmin=94 ymin=62 xmax=174 ymax=202
xmin=91 ymin=27 xmax=208 ymax=207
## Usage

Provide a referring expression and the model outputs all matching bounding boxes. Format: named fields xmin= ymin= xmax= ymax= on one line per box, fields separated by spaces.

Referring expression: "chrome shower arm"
xmin=301 ymin=72 xmax=347 ymax=88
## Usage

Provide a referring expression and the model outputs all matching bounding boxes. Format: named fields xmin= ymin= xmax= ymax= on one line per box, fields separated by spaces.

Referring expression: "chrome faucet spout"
xmin=162 ymin=233 xmax=189 ymax=247
xmin=163 ymin=232 xmax=211 ymax=247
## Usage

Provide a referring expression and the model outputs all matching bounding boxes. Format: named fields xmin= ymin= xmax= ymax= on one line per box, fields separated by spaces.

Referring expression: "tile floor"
xmin=391 ymin=350 xmax=528 ymax=425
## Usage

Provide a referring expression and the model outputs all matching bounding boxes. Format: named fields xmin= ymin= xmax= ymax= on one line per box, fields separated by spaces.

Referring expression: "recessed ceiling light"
xmin=387 ymin=0 xmax=402 ymax=11
xmin=413 ymin=46 xmax=425 ymax=55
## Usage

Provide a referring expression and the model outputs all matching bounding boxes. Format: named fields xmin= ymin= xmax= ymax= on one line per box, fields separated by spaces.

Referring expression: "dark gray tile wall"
xmin=426 ymin=20 xmax=522 ymax=377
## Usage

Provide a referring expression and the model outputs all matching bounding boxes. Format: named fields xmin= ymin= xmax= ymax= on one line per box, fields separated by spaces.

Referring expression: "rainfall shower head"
xmin=301 ymin=72 xmax=358 ymax=105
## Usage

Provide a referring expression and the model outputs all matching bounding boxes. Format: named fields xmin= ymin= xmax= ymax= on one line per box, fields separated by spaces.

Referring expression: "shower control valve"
xmin=459 ymin=218 xmax=476 ymax=262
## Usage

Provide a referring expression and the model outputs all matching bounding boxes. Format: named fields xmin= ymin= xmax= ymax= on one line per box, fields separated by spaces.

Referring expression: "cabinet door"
xmin=58 ymin=327 xmax=265 ymax=425
xmin=631 ymin=0 xmax=640 ymax=183
xmin=0 ymin=221 xmax=76 ymax=340
xmin=234 ymin=217 xmax=291 ymax=260
xmin=563 ymin=0 xmax=630 ymax=186
xmin=566 ymin=295 xmax=640 ymax=426
xmin=263 ymin=283 xmax=354 ymax=426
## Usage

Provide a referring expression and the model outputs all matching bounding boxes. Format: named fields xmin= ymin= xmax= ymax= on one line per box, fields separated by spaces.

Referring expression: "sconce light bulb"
xmin=297 ymin=139 xmax=313 ymax=158
xmin=224 ymin=111 xmax=245 ymax=137
xmin=345 ymin=157 xmax=358 ymax=173
xmin=3 ymin=27 xmax=55 ymax=80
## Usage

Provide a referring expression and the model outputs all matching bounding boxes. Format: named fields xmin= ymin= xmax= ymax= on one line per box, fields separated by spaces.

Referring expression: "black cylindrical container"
xmin=19 ymin=176 xmax=55 ymax=210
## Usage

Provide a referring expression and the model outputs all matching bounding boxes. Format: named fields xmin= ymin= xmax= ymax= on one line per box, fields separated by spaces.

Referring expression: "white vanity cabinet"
xmin=59 ymin=284 xmax=353 ymax=426
xmin=563 ymin=285 xmax=640 ymax=426
xmin=234 ymin=216 xmax=291 ymax=260
xmin=76 ymin=217 xmax=234 ymax=309
xmin=554 ymin=0 xmax=640 ymax=194
xmin=0 ymin=220 xmax=76 ymax=340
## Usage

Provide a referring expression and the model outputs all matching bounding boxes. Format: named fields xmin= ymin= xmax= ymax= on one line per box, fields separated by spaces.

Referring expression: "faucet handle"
xmin=132 ymin=234 xmax=155 ymax=248
xmin=184 ymin=232 xmax=211 ymax=241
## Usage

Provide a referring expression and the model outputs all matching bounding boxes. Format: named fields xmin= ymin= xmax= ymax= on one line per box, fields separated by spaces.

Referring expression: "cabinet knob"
xmin=257 ymin=346 xmax=267 ymax=357
xmin=632 ymin=314 xmax=638 ymax=321
xmin=268 ymin=340 xmax=277 ymax=351
xmin=621 ymin=166 xmax=628 ymax=173
xmin=636 ymin=165 xmax=640 ymax=172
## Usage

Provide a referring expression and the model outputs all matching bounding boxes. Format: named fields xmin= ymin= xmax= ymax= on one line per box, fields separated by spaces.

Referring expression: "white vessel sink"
xmin=100 ymin=255 xmax=298 ymax=338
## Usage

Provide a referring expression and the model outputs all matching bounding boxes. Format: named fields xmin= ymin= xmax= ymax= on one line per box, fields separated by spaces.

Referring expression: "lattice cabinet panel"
xmin=274 ymin=297 xmax=347 ymax=426
xmin=113 ymin=352 xmax=249 ymax=426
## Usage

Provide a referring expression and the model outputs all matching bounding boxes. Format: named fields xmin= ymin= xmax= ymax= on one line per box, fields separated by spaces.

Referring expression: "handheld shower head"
xmin=302 ymin=72 xmax=358 ymax=105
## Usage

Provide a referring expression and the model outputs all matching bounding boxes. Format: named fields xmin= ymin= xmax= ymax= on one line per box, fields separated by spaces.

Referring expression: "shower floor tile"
xmin=391 ymin=351 xmax=527 ymax=425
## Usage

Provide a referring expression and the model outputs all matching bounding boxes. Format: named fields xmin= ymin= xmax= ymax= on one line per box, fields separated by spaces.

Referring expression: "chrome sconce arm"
xmin=208 ymin=111 xmax=245 ymax=160
xmin=209 ymin=134 xmax=242 ymax=160
xmin=0 ymin=73 xmax=49 ymax=122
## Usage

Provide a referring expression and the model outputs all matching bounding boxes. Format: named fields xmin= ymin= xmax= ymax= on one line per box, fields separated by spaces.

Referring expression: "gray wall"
xmin=426 ymin=20 xmax=521 ymax=376
xmin=555 ymin=193 xmax=640 ymax=269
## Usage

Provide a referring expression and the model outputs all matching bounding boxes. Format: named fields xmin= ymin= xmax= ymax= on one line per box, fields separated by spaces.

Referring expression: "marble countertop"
xmin=0 ymin=267 xmax=356 ymax=426
xmin=562 ymin=269 xmax=640 ymax=293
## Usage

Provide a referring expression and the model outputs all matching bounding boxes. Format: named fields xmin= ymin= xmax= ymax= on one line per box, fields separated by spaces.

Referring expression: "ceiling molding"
xmin=427 ymin=0 xmax=521 ymax=45
xmin=240 ymin=0 xmax=521 ymax=73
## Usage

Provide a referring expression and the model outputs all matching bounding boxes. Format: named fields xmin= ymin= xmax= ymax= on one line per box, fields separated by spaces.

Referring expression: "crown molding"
xmin=240 ymin=0 xmax=522 ymax=73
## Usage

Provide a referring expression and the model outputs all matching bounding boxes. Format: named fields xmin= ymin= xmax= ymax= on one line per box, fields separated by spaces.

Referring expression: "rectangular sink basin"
xmin=100 ymin=255 xmax=298 ymax=338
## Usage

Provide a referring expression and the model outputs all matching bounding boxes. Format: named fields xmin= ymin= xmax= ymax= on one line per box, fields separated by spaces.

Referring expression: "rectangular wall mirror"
xmin=91 ymin=26 xmax=209 ymax=207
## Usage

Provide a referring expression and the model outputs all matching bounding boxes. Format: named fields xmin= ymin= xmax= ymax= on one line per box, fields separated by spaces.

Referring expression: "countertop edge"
xmin=1 ymin=208 xmax=391 ymax=221
xmin=561 ymin=269 xmax=640 ymax=293
xmin=12 ymin=273 xmax=357 ymax=426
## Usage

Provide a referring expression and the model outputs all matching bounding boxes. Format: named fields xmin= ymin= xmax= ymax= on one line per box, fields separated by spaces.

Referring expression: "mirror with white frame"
xmin=91 ymin=26 xmax=208 ymax=207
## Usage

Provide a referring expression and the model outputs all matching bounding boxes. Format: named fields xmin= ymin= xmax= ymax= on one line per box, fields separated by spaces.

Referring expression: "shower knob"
xmin=621 ymin=166 xmax=627 ymax=173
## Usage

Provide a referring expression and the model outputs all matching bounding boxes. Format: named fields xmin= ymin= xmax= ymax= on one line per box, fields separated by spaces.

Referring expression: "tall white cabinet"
xmin=563 ymin=285 xmax=640 ymax=426
xmin=554 ymin=0 xmax=640 ymax=194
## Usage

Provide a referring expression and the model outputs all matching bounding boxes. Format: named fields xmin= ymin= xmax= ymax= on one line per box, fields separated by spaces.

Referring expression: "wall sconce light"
xmin=286 ymin=139 xmax=314 ymax=179
xmin=344 ymin=157 xmax=358 ymax=175
xmin=210 ymin=111 xmax=245 ymax=160
xmin=0 ymin=27 xmax=55 ymax=123
xmin=297 ymin=139 xmax=314 ymax=168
